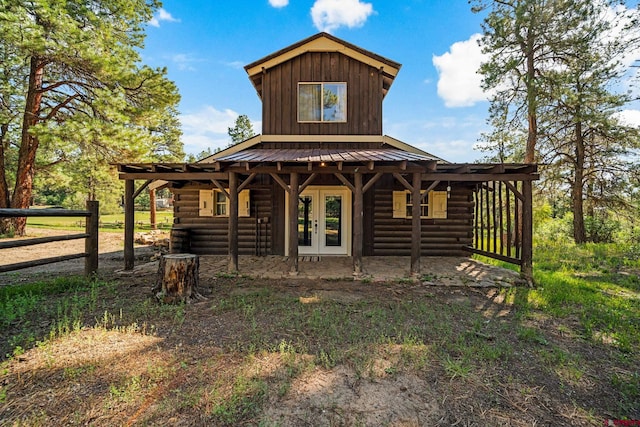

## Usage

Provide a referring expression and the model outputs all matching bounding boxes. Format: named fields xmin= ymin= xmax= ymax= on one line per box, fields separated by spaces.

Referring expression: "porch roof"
xmin=215 ymin=147 xmax=439 ymax=163
xmin=116 ymin=160 xmax=538 ymax=183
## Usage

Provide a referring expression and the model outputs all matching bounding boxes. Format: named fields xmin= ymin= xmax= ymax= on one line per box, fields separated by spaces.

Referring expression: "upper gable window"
xmin=298 ymin=83 xmax=347 ymax=122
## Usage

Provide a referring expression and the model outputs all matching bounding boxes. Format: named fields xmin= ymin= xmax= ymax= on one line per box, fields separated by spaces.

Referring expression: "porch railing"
xmin=466 ymin=181 xmax=524 ymax=266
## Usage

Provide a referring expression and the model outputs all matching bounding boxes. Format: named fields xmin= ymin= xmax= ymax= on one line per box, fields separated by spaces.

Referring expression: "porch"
xmin=118 ymin=158 xmax=538 ymax=282
xmin=187 ymin=255 xmax=522 ymax=286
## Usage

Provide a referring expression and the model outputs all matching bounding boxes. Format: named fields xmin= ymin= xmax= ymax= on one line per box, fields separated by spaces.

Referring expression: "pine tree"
xmin=0 ymin=0 xmax=182 ymax=234
xmin=227 ymin=114 xmax=256 ymax=145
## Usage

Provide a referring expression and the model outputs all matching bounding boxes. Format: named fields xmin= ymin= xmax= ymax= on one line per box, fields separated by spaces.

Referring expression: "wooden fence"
xmin=0 ymin=201 xmax=99 ymax=276
xmin=468 ymin=181 xmax=525 ymax=266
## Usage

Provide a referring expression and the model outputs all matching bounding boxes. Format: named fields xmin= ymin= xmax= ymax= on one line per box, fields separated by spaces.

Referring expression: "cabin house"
xmin=118 ymin=33 xmax=538 ymax=280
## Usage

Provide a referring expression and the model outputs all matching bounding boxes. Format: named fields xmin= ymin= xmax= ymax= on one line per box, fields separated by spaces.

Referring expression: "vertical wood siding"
xmin=262 ymin=52 xmax=383 ymax=135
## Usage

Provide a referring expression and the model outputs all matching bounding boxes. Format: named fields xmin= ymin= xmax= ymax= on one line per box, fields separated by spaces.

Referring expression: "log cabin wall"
xmin=172 ymin=186 xmax=273 ymax=255
xmin=261 ymin=51 xmax=384 ymax=135
xmin=171 ymin=177 xmax=475 ymax=257
xmin=370 ymin=182 xmax=473 ymax=256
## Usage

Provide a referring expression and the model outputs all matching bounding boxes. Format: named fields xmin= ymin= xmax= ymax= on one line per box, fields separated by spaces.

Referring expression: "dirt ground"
xmin=0 ymin=228 xmax=161 ymax=285
xmin=0 ymin=229 xmax=637 ymax=426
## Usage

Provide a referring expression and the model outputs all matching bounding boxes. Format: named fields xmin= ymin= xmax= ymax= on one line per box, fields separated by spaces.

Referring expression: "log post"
xmin=228 ymin=171 xmax=239 ymax=273
xmin=149 ymin=188 xmax=157 ymax=230
xmin=124 ymin=179 xmax=135 ymax=271
xmin=353 ymin=172 xmax=363 ymax=277
xmin=410 ymin=172 xmax=421 ymax=277
xmin=288 ymin=172 xmax=299 ymax=275
xmin=85 ymin=200 xmax=99 ymax=276
xmin=521 ymin=180 xmax=534 ymax=286
xmin=154 ymin=254 xmax=205 ymax=304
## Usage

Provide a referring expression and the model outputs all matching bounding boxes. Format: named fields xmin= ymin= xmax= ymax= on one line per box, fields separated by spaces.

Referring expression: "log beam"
xmin=393 ymin=173 xmax=413 ymax=191
xmin=362 ymin=172 xmax=383 ymax=193
xmin=270 ymin=173 xmax=290 ymax=193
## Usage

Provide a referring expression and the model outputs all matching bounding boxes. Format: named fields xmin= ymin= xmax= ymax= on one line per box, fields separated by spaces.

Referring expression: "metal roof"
xmin=215 ymin=148 xmax=439 ymax=163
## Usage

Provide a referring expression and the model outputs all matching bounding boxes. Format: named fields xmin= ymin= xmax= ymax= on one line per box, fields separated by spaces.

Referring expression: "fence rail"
xmin=0 ymin=201 xmax=99 ymax=275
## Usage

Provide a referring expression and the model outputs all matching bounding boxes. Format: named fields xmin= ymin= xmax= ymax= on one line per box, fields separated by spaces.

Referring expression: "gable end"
xmin=245 ymin=32 xmax=401 ymax=100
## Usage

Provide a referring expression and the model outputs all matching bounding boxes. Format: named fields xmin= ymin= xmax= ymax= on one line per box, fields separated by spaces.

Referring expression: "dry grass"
xmin=1 ymin=243 xmax=639 ymax=426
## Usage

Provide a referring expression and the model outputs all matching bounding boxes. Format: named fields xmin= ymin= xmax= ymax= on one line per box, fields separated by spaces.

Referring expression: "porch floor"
xmin=197 ymin=256 xmax=521 ymax=287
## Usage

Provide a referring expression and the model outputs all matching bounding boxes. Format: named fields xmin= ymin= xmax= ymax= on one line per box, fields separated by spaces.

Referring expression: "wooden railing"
xmin=467 ymin=181 xmax=524 ymax=265
xmin=0 ymin=201 xmax=99 ymax=276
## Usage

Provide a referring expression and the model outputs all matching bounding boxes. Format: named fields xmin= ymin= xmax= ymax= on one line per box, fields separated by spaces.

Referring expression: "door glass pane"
xmin=298 ymin=195 xmax=313 ymax=247
xmin=324 ymin=195 xmax=341 ymax=247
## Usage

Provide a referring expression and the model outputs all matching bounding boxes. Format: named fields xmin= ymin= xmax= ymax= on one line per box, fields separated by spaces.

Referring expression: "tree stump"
xmin=154 ymin=254 xmax=206 ymax=304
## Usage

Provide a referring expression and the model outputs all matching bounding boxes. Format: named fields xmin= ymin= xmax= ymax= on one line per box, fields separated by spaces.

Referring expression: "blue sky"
xmin=142 ymin=0 xmax=640 ymax=163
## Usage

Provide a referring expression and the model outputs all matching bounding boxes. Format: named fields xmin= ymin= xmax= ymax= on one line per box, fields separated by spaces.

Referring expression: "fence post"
xmin=124 ymin=179 xmax=135 ymax=270
xmin=85 ymin=200 xmax=99 ymax=275
xmin=520 ymin=181 xmax=534 ymax=285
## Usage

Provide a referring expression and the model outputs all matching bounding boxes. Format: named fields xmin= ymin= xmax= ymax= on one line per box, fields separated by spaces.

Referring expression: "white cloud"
xmin=169 ymin=53 xmax=200 ymax=71
xmin=180 ymin=106 xmax=261 ymax=155
xmin=385 ymin=114 xmax=487 ymax=162
xmin=222 ymin=60 xmax=245 ymax=70
xmin=615 ymin=109 xmax=640 ymax=128
xmin=599 ymin=3 xmax=640 ymax=69
xmin=149 ymin=8 xmax=179 ymax=27
xmin=180 ymin=106 xmax=239 ymax=153
xmin=269 ymin=0 xmax=289 ymax=8
xmin=311 ymin=0 xmax=374 ymax=33
xmin=432 ymin=34 xmax=489 ymax=108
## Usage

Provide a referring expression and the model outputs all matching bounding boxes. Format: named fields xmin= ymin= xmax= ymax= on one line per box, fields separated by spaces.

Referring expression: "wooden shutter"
xmin=431 ymin=191 xmax=447 ymax=219
xmin=239 ymin=190 xmax=250 ymax=217
xmin=392 ymin=191 xmax=406 ymax=218
xmin=199 ymin=190 xmax=213 ymax=216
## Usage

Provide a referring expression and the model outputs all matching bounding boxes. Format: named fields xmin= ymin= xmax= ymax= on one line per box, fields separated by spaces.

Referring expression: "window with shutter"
xmin=199 ymin=189 xmax=250 ymax=217
xmin=431 ymin=191 xmax=448 ymax=218
xmin=392 ymin=190 xmax=447 ymax=219
xmin=199 ymin=190 xmax=213 ymax=216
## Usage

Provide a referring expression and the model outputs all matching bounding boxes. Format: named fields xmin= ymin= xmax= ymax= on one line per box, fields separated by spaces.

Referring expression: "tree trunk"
xmin=11 ymin=56 xmax=45 ymax=236
xmin=154 ymin=254 xmax=205 ymax=304
xmin=0 ymin=123 xmax=10 ymax=208
xmin=0 ymin=123 xmax=11 ymax=234
xmin=572 ymin=122 xmax=586 ymax=244
xmin=524 ymin=27 xmax=537 ymax=164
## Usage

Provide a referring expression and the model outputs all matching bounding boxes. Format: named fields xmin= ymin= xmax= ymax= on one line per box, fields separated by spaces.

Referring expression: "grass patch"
xmin=209 ymin=373 xmax=268 ymax=425
xmin=476 ymin=241 xmax=640 ymax=354
xmin=0 ymin=276 xmax=112 ymax=358
xmin=211 ymin=288 xmax=477 ymax=373
xmin=24 ymin=210 xmax=173 ymax=232
xmin=2 ymin=238 xmax=639 ymax=424
xmin=0 ymin=275 xmax=187 ymax=361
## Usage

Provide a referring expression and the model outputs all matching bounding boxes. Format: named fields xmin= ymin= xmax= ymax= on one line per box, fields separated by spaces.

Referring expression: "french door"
xmin=293 ymin=187 xmax=350 ymax=255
